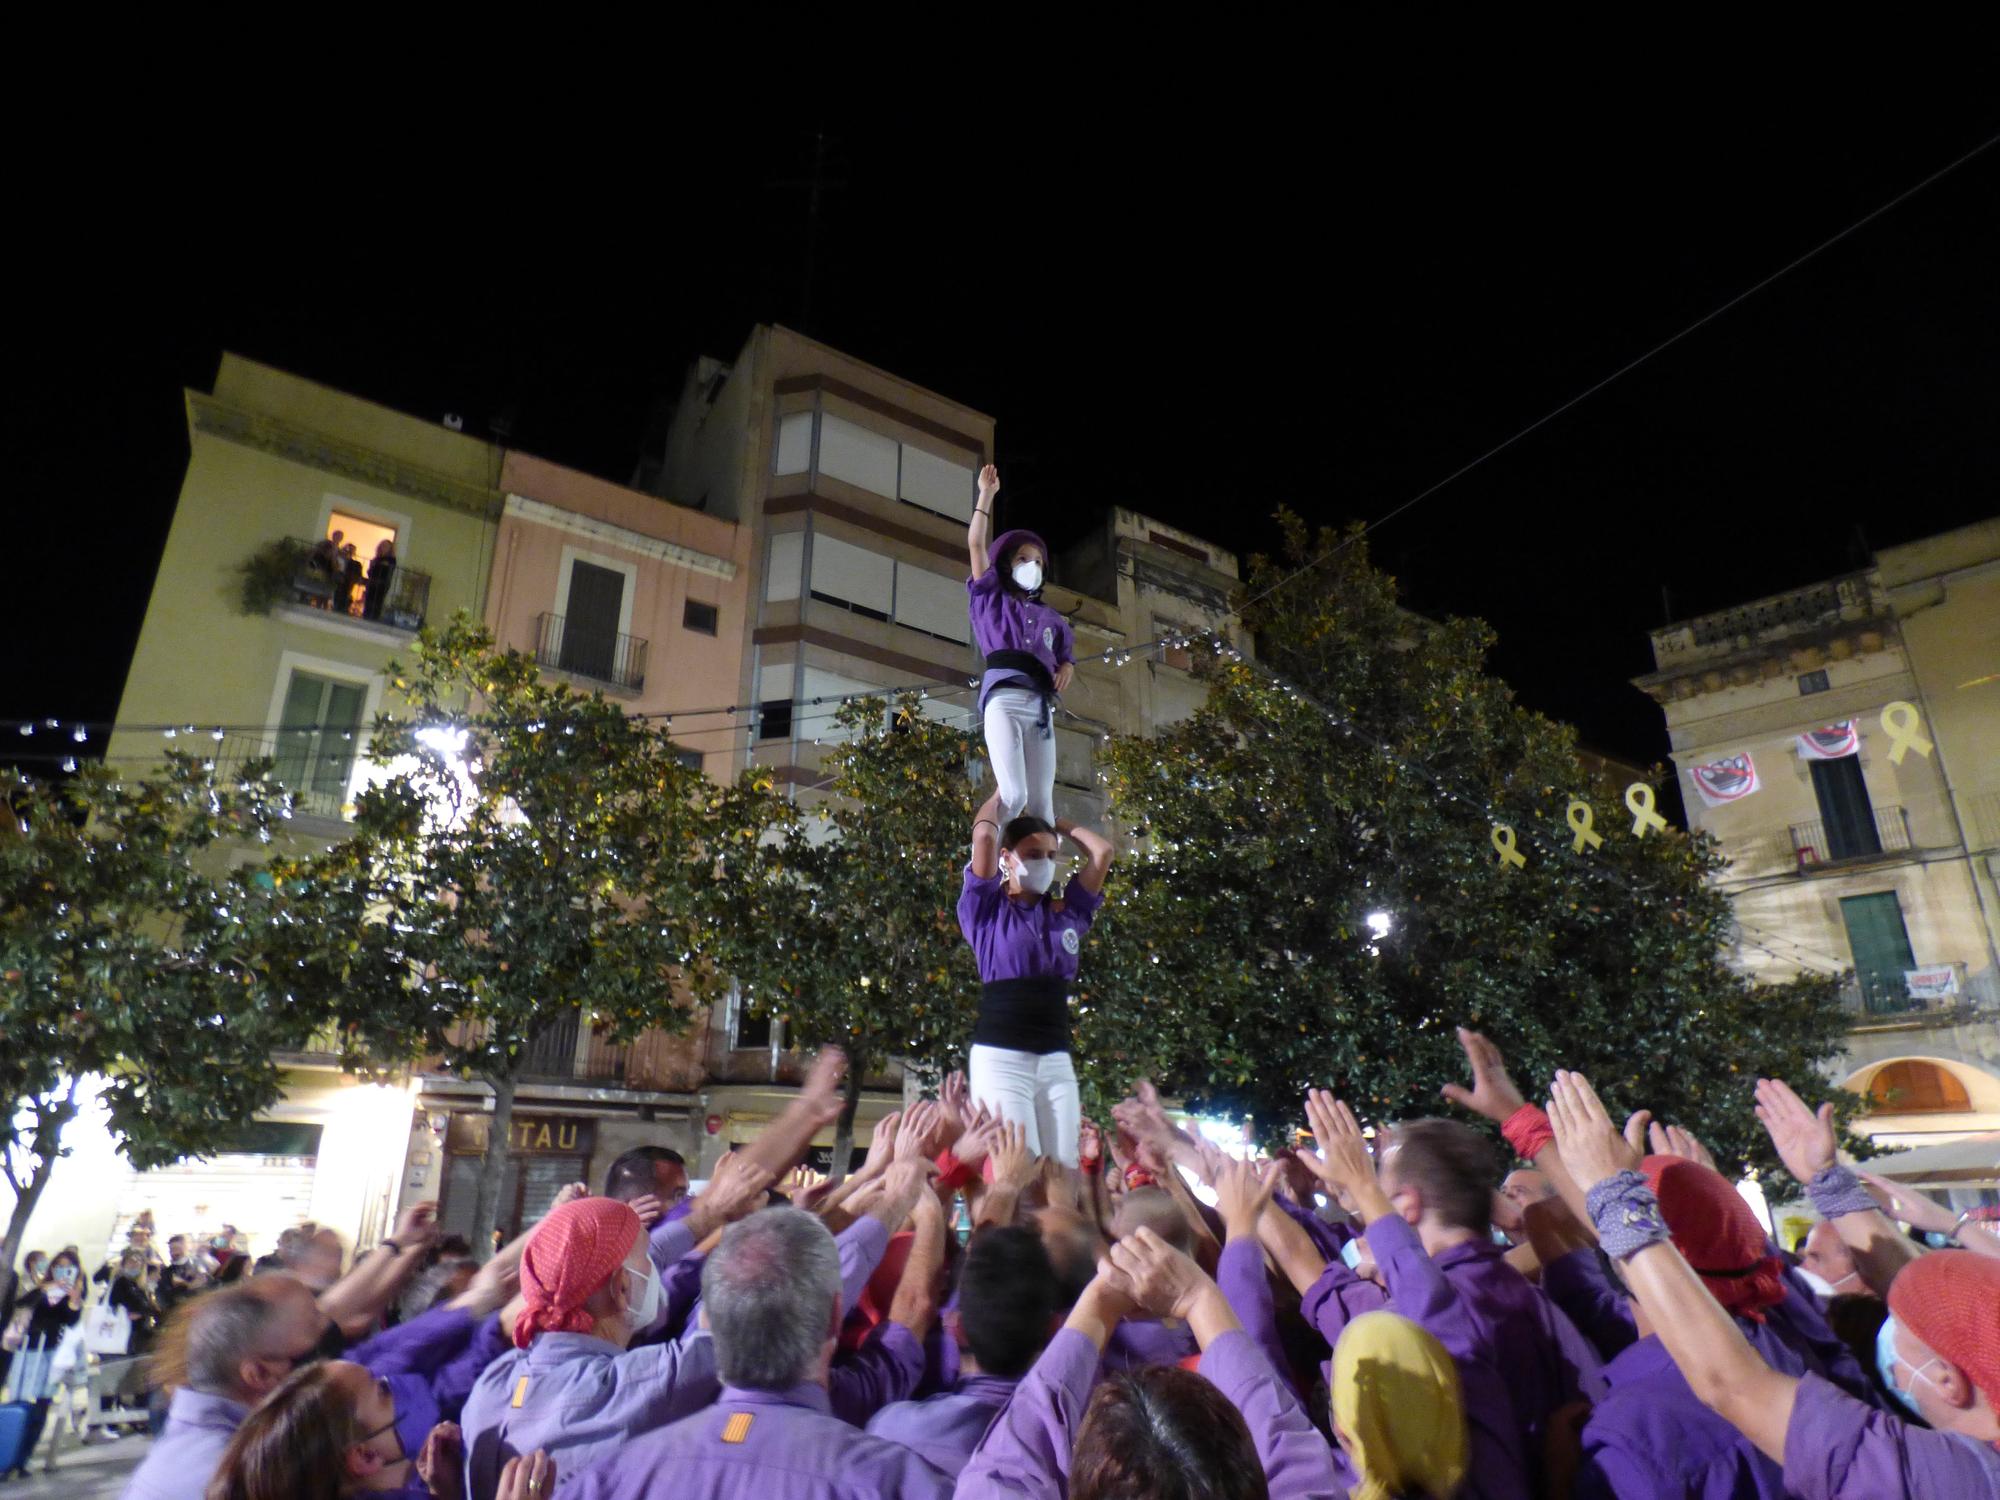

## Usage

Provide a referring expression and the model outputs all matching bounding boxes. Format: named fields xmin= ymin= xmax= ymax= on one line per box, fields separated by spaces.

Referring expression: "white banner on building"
xmin=1690 ymin=753 xmax=1761 ymax=808
xmin=1798 ymin=721 xmax=1860 ymax=760
xmin=1904 ymin=966 xmax=1958 ymax=1000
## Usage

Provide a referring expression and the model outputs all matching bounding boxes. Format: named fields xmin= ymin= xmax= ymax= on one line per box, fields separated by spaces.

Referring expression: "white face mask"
xmin=624 ymin=1260 xmax=662 ymax=1331
xmin=1009 ymin=855 xmax=1056 ymax=895
xmin=1011 ymin=560 xmax=1042 ymax=592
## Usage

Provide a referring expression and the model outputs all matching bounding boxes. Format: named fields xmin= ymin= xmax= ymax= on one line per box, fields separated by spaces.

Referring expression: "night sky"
xmin=11 ymin=93 xmax=1997 ymax=808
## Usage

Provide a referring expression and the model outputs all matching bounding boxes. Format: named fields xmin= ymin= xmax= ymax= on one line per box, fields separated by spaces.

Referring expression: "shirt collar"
xmin=526 ymin=1330 xmax=621 ymax=1365
xmin=717 ymin=1382 xmax=830 ymax=1415
xmin=1433 ymin=1237 xmax=1508 ymax=1270
xmin=173 ymin=1387 xmax=250 ymax=1431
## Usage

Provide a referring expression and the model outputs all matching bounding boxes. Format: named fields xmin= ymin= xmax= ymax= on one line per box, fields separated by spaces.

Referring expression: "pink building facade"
xmin=489 ymin=451 xmax=750 ymax=779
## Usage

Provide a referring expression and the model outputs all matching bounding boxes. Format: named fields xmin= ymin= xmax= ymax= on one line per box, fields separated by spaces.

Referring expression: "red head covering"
xmin=515 ymin=1197 xmax=641 ymax=1349
xmin=1641 ymin=1156 xmax=1787 ymax=1322
xmin=1888 ymin=1250 xmax=2000 ymax=1412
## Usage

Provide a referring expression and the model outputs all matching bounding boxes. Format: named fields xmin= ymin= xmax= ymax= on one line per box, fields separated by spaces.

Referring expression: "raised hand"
xmin=802 ymin=1048 xmax=849 ymax=1128
xmin=896 ymin=1101 xmax=946 ymax=1162
xmin=1856 ymin=1171 xmax=1960 ymax=1236
xmin=703 ymin=1150 xmax=778 ymax=1223
xmin=952 ymin=1107 xmax=1003 ymax=1169
xmin=861 ymin=1110 xmax=903 ymax=1177
xmin=1304 ymin=1090 xmax=1377 ymax=1197
xmin=394 ymin=1200 xmax=441 ymax=1249
xmin=1753 ymin=1078 xmax=1837 ymax=1185
xmin=550 ymin=1182 xmax=589 ymax=1212
xmin=940 ymin=1071 xmax=970 ymax=1134
xmin=1623 ymin=1111 xmax=1654 ymax=1158
xmin=1440 ymin=1027 xmax=1529 ymax=1123
xmin=992 ymin=1122 xmax=1038 ymax=1192
xmin=1078 ymin=1120 xmax=1104 ymax=1169
xmin=455 ymin=1251 xmax=522 ymax=1317
xmin=978 ymin=465 xmax=1000 ymax=504
xmin=1108 ymin=1227 xmax=1218 ymax=1323
xmin=1214 ymin=1157 xmax=1277 ymax=1242
xmin=1648 ymin=1121 xmax=1718 ymax=1172
xmin=1546 ymin=1070 xmax=1642 ymax=1193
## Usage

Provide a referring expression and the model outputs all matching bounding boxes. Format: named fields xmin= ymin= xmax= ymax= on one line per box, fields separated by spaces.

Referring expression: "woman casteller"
xmin=957 ymin=789 xmax=1113 ymax=1168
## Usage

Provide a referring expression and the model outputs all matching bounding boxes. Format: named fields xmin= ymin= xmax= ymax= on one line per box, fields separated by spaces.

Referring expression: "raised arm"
xmin=1549 ymin=1070 xmax=1798 ymax=1462
xmin=1055 ymin=816 xmax=1113 ymax=895
xmin=971 ymin=789 xmax=1002 ymax=879
xmin=320 ymin=1201 xmax=439 ymax=1336
xmin=742 ymin=1047 xmax=848 ymax=1180
xmin=1755 ymin=1077 xmax=1923 ymax=1296
xmin=968 ymin=464 xmax=999 ymax=579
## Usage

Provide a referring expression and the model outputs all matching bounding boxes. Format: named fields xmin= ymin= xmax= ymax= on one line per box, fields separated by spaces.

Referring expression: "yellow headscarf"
xmin=1332 ymin=1311 xmax=1469 ymax=1500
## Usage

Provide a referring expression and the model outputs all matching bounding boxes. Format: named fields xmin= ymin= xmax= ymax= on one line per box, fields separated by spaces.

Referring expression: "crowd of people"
xmin=3 ymin=1024 xmax=1988 ymax=1498
xmin=306 ymin=530 xmax=398 ymax=620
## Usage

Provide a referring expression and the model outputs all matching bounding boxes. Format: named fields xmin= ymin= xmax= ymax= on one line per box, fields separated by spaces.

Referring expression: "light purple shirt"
xmin=459 ymin=1327 xmax=720 ymax=1500
xmin=562 ymin=1381 xmax=955 ymax=1499
xmin=1304 ymin=1214 xmax=1604 ymax=1500
xmin=967 ymin=567 xmax=1073 ymax=709
xmin=864 ymin=1372 xmax=1018 ymax=1476
xmin=956 ymin=1325 xmax=1342 ymax=1500
xmin=120 ymin=1387 xmax=246 ymax=1500
xmin=350 ymin=1302 xmax=510 ymax=1459
xmin=1100 ymin=1313 xmax=1197 ymax=1372
xmin=957 ymin=868 xmax=1101 ymax=985
xmin=1783 ymin=1371 xmax=2000 ymax=1499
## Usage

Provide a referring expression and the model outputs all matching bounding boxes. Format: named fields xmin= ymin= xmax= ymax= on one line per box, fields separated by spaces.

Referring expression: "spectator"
xmin=108 ymin=1246 xmax=165 ymax=1356
xmin=340 ymin=543 xmax=365 ymax=614
xmin=6 ymin=1248 xmax=84 ymax=1480
xmin=363 ymin=539 xmax=398 ymax=621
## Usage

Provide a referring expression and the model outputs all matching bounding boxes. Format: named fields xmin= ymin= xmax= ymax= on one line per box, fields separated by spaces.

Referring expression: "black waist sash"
xmin=984 ymin=650 xmax=1055 ymax=738
xmin=973 ymin=976 xmax=1071 ymax=1055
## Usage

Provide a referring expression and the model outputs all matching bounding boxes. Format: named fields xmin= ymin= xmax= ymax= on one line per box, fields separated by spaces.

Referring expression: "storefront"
xmin=437 ymin=1112 xmax=598 ymax=1242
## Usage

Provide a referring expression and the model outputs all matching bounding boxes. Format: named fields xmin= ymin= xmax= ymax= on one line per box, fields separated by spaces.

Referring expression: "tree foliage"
xmin=268 ymin=616 xmax=730 ymax=1248
xmin=0 ymin=755 xmax=317 ymax=1300
xmin=707 ymin=695 xmax=982 ymax=1171
xmin=1090 ymin=515 xmax=1856 ymax=1175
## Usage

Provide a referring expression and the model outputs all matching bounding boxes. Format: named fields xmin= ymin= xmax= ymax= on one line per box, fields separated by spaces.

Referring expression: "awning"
xmin=1865 ymin=1132 xmax=2000 ymax=1185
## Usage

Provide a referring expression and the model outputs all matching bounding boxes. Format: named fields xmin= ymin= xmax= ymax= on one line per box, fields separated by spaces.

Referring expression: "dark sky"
xmin=11 ymin=90 xmax=1997 ymax=800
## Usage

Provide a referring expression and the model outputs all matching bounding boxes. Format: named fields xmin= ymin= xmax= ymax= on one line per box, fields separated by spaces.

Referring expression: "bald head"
xmin=1112 ymin=1188 xmax=1194 ymax=1256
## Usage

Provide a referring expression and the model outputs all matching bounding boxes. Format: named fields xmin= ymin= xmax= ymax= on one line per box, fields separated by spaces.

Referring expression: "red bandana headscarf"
xmin=515 ymin=1197 xmax=641 ymax=1349
xmin=1888 ymin=1250 xmax=2000 ymax=1415
xmin=1642 ymin=1156 xmax=1787 ymax=1322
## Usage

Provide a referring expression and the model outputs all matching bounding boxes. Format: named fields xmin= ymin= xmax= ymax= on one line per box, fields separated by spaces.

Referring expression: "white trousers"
xmin=969 ymin=1044 xmax=1081 ymax=1167
xmin=985 ymin=686 xmax=1055 ymax=826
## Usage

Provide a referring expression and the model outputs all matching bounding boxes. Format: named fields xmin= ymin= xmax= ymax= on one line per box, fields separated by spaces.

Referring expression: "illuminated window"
xmin=323 ymin=511 xmax=400 ymax=619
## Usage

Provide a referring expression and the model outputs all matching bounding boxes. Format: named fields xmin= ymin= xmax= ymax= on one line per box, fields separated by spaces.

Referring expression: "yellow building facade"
xmin=1635 ymin=518 xmax=2000 ymax=1170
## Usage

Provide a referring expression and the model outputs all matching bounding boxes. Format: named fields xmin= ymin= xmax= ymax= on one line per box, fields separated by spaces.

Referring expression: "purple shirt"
xmin=120 ymin=1387 xmax=247 ymax=1500
xmin=351 ymin=1302 xmax=510 ymax=1460
xmin=1783 ymin=1371 xmax=2000 ymax=1499
xmin=562 ymin=1381 xmax=955 ymax=1499
xmin=967 ymin=568 xmax=1073 ymax=712
xmin=957 ymin=1325 xmax=1341 ymax=1500
xmin=459 ymin=1326 xmax=720 ymax=1500
xmin=1216 ymin=1237 xmax=1298 ymax=1395
xmin=827 ymin=1320 xmax=926 ymax=1426
xmin=958 ymin=868 xmax=1102 ymax=985
xmin=1100 ymin=1313 xmax=1197 ymax=1372
xmin=1305 ymin=1215 xmax=1605 ymax=1500
xmin=1577 ymin=1328 xmax=1800 ymax=1499
xmin=864 ymin=1372 xmax=1019 ymax=1476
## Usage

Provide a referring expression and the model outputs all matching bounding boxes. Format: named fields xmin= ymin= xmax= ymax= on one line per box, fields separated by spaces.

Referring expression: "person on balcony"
xmin=364 ymin=539 xmax=398 ymax=621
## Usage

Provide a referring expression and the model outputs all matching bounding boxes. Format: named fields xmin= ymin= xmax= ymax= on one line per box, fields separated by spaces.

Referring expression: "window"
xmin=275 ymin=671 xmax=367 ymax=818
xmin=323 ymin=511 xmax=401 ymax=619
xmin=808 ymin=533 xmax=893 ymax=621
xmin=1867 ymin=1060 xmax=1972 ymax=1114
xmin=758 ymin=699 xmax=793 ymax=741
xmin=817 ymin=415 xmax=900 ymax=497
xmin=774 ymin=412 xmax=814 ymax=477
xmin=1798 ymin=670 xmax=1830 ymax=695
xmin=1839 ymin=892 xmax=1917 ymax=1013
xmin=899 ymin=443 xmax=976 ymax=522
xmin=734 ymin=1006 xmax=774 ymax=1051
xmin=674 ymin=747 xmax=704 ymax=773
xmin=1156 ymin=618 xmax=1195 ymax=672
xmin=683 ymin=599 xmax=719 ymax=636
xmin=560 ymin=560 xmax=627 ymax=682
xmin=893 ymin=562 xmax=971 ymax=644
xmin=1811 ymin=757 xmax=1881 ymax=860
xmin=766 ymin=532 xmax=804 ymax=604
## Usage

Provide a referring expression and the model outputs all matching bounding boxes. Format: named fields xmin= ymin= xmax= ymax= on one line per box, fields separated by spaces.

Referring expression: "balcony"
xmin=211 ymin=732 xmax=358 ymax=821
xmin=520 ymin=1009 xmax=632 ymax=1084
xmin=1842 ymin=962 xmax=1997 ymax=1028
xmin=1789 ymin=806 xmax=1911 ymax=872
xmin=242 ymin=537 xmax=432 ymax=633
xmin=534 ymin=612 xmax=647 ymax=694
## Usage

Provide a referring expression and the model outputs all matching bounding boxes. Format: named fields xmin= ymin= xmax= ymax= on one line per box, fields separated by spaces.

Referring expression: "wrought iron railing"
xmin=517 ymin=1009 xmax=632 ymax=1084
xmin=1789 ymin=805 xmax=1910 ymax=870
xmin=534 ymin=612 xmax=647 ymax=693
xmin=284 ymin=542 xmax=431 ymax=631
xmin=210 ymin=733 xmax=356 ymax=821
xmin=1839 ymin=961 xmax=1993 ymax=1024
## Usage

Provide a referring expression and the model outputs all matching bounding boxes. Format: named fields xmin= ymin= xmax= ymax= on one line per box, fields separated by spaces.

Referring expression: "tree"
xmin=710 ymin=695 xmax=982 ymax=1175
xmin=1091 ymin=515 xmax=1855 ymax=1175
xmin=269 ymin=617 xmax=729 ymax=1252
xmin=0 ymin=755 xmax=315 ymax=1306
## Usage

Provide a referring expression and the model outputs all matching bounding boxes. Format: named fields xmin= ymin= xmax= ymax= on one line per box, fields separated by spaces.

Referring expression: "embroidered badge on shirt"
xmin=1061 ymin=928 xmax=1080 ymax=955
xmin=721 ymin=1411 xmax=754 ymax=1444
xmin=511 ymin=1375 xmax=529 ymax=1409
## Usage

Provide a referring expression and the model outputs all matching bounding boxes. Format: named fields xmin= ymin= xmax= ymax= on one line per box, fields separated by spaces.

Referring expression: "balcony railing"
xmin=519 ymin=1010 xmax=632 ymax=1084
xmin=534 ymin=612 xmax=647 ymax=693
xmin=211 ymin=732 xmax=357 ymax=821
xmin=284 ymin=541 xmax=432 ymax=631
xmin=1789 ymin=805 xmax=1911 ymax=871
xmin=1840 ymin=961 xmax=1997 ymax=1025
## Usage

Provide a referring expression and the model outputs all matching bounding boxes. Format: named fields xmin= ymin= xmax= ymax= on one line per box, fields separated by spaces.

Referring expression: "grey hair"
xmin=700 ymin=1206 xmax=841 ymax=1390
xmin=186 ymin=1282 xmax=289 ymax=1394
